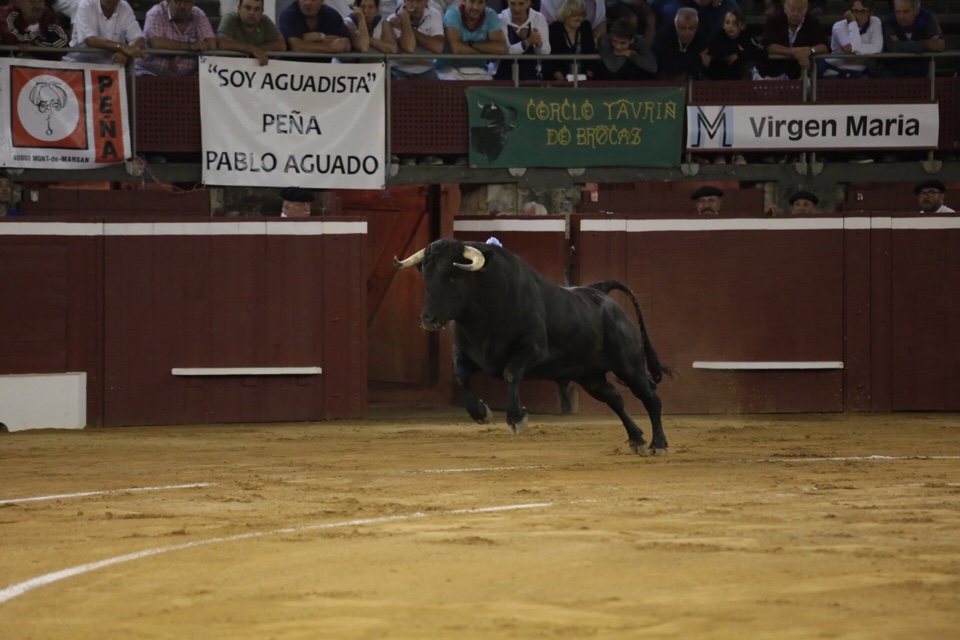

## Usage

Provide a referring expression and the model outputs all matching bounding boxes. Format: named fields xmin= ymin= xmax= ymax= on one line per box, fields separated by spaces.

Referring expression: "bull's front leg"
xmin=502 ymin=344 xmax=548 ymax=435
xmin=453 ymin=350 xmax=492 ymax=424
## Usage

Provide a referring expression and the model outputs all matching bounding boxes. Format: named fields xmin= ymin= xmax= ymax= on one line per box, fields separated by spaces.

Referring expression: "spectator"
xmin=279 ymin=187 xmax=314 ymax=217
xmin=754 ymin=0 xmax=828 ymax=80
xmin=435 ymin=0 xmax=506 ymax=80
xmin=0 ymin=0 xmax=69 ymax=56
xmin=541 ymin=0 xmax=605 ymax=41
xmin=346 ymin=0 xmax=398 ymax=53
xmin=652 ymin=6 xmax=708 ymax=80
xmin=324 ymin=0 xmax=357 ymax=18
xmin=279 ymin=0 xmax=352 ymax=58
xmin=651 ymin=0 xmax=739 ymax=38
xmin=389 ymin=0 xmax=445 ymax=79
xmin=606 ymin=0 xmax=656 ymax=45
xmin=880 ymin=0 xmax=946 ymax=78
xmin=788 ymin=189 xmax=818 ymax=214
xmin=595 ymin=16 xmax=657 ymax=80
xmin=820 ymin=0 xmax=881 ymax=78
xmin=0 ymin=172 xmax=25 ymax=217
xmin=493 ymin=0 xmax=550 ymax=80
xmin=704 ymin=8 xmax=765 ymax=80
xmin=217 ymin=0 xmax=287 ymax=66
xmin=64 ymin=0 xmax=145 ymax=65
xmin=914 ymin=179 xmax=954 ymax=213
xmin=136 ymin=0 xmax=217 ymax=76
xmin=542 ymin=0 xmax=596 ymax=82
xmin=691 ymin=185 xmax=723 ymax=215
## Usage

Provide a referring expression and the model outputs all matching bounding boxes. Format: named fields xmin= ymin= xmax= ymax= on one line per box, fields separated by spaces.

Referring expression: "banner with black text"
xmin=0 ymin=58 xmax=130 ymax=169
xmin=199 ymin=57 xmax=385 ymax=189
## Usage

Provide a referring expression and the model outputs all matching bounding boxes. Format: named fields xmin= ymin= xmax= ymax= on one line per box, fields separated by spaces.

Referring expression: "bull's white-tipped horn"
xmin=454 ymin=246 xmax=485 ymax=272
xmin=394 ymin=248 xmax=425 ymax=269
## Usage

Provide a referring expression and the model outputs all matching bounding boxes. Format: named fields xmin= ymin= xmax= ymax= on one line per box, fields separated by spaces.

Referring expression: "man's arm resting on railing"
xmin=149 ymin=36 xmax=218 ymax=51
xmin=288 ymin=34 xmax=351 ymax=54
xmin=84 ymin=35 xmax=146 ymax=60
xmin=445 ymin=27 xmax=506 ymax=55
xmin=413 ymin=29 xmax=444 ymax=54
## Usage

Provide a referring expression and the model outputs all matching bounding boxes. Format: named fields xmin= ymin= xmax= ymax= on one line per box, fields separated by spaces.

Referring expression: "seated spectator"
xmin=820 ymin=0 xmax=881 ymax=78
xmin=880 ymin=0 xmax=946 ymax=78
xmin=64 ymin=0 xmax=145 ymax=65
xmin=754 ymin=0 xmax=828 ymax=80
xmin=493 ymin=0 xmax=550 ymax=80
xmin=279 ymin=187 xmax=314 ymax=217
xmin=217 ymin=0 xmax=287 ymax=66
xmin=652 ymin=6 xmax=708 ymax=80
xmin=346 ymin=0 xmax=398 ymax=53
xmin=0 ymin=0 xmax=69 ymax=57
xmin=914 ymin=179 xmax=954 ymax=213
xmin=136 ymin=0 xmax=217 ymax=76
xmin=435 ymin=0 xmax=506 ymax=80
xmin=540 ymin=0 xmax=605 ymax=41
xmin=691 ymin=184 xmax=723 ymax=215
xmin=324 ymin=0 xmax=356 ymax=18
xmin=704 ymin=8 xmax=765 ymax=80
xmin=279 ymin=0 xmax=352 ymax=58
xmin=788 ymin=189 xmax=818 ymax=214
xmin=651 ymin=0 xmax=739 ymax=38
xmin=0 ymin=172 xmax=25 ymax=217
xmin=607 ymin=0 xmax=657 ymax=46
xmin=542 ymin=0 xmax=596 ymax=82
xmin=595 ymin=17 xmax=656 ymax=80
xmin=388 ymin=0 xmax=445 ymax=79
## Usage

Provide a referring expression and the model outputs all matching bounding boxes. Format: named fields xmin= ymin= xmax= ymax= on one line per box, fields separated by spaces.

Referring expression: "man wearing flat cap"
xmin=788 ymin=190 xmax=818 ymax=215
xmin=691 ymin=185 xmax=723 ymax=216
xmin=914 ymin=179 xmax=954 ymax=213
xmin=279 ymin=186 xmax=313 ymax=217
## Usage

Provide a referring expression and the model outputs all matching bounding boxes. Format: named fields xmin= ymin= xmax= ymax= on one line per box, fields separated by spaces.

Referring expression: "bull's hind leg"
xmin=625 ymin=376 xmax=668 ymax=455
xmin=454 ymin=351 xmax=492 ymax=424
xmin=576 ymin=374 xmax=649 ymax=454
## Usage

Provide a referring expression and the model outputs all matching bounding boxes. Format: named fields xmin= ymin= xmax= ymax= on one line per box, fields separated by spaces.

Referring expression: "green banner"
xmin=466 ymin=86 xmax=685 ymax=169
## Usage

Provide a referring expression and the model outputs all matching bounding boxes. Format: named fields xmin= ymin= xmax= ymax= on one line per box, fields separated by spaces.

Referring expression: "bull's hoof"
xmin=650 ymin=447 xmax=668 ymax=456
xmin=469 ymin=401 xmax=492 ymax=424
xmin=508 ymin=413 xmax=528 ymax=435
xmin=628 ymin=440 xmax=649 ymax=455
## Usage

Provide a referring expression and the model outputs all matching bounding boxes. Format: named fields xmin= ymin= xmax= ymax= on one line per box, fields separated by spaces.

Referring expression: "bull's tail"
xmin=587 ymin=280 xmax=675 ymax=384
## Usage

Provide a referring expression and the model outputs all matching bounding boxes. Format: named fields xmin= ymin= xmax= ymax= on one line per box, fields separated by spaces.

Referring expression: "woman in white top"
xmin=346 ymin=0 xmax=398 ymax=53
xmin=820 ymin=0 xmax=882 ymax=78
xmin=494 ymin=0 xmax=551 ymax=80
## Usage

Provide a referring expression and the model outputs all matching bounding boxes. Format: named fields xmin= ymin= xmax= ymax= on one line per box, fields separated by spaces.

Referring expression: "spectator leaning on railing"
xmin=596 ymin=16 xmax=657 ymax=80
xmin=493 ymin=0 xmax=550 ymax=80
xmin=0 ymin=0 xmax=69 ymax=57
xmin=345 ymin=0 xmax=398 ymax=54
xmin=704 ymin=7 xmax=765 ymax=80
xmin=820 ymin=0 xmax=882 ymax=78
xmin=279 ymin=0 xmax=352 ymax=59
xmin=652 ymin=6 xmax=708 ymax=80
xmin=880 ymin=0 xmax=946 ymax=78
xmin=754 ymin=0 xmax=828 ymax=80
xmin=388 ymin=0 xmax=445 ymax=79
xmin=217 ymin=0 xmax=287 ymax=66
xmin=540 ymin=0 xmax=605 ymax=41
xmin=136 ymin=0 xmax=217 ymax=76
xmin=435 ymin=0 xmax=506 ymax=80
xmin=542 ymin=0 xmax=596 ymax=82
xmin=64 ymin=0 xmax=144 ymax=64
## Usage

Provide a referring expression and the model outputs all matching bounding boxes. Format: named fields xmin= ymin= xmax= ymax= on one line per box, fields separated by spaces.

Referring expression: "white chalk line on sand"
xmin=0 ymin=501 xmax=554 ymax=605
xmin=758 ymin=455 xmax=960 ymax=463
xmin=0 ymin=483 xmax=216 ymax=506
xmin=407 ymin=465 xmax=547 ymax=474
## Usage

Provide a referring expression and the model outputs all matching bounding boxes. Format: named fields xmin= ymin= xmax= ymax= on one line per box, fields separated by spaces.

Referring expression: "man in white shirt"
xmin=65 ymin=0 xmax=145 ymax=64
xmin=389 ymin=0 xmax=444 ymax=79
xmin=821 ymin=0 xmax=882 ymax=78
xmin=915 ymin=179 xmax=955 ymax=214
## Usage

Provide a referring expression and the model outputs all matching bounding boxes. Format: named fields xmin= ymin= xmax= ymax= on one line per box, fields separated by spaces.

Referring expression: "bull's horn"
xmin=394 ymin=248 xmax=425 ymax=269
xmin=454 ymin=246 xmax=485 ymax=272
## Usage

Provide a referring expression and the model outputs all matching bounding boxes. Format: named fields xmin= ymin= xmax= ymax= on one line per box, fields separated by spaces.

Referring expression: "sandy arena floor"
xmin=1 ymin=409 xmax=959 ymax=639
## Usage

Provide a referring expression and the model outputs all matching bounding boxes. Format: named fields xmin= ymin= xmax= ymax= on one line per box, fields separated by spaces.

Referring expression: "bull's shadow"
xmin=394 ymin=238 xmax=674 ymax=455
xmin=470 ymin=103 xmax=518 ymax=163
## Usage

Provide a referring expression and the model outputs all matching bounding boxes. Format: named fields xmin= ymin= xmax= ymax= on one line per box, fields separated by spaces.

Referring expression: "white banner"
xmin=199 ymin=56 xmax=386 ymax=189
xmin=0 ymin=58 xmax=131 ymax=169
xmin=686 ymin=103 xmax=940 ymax=151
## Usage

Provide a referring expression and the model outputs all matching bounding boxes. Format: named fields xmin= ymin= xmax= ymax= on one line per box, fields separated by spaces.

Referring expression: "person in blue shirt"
xmin=1 ymin=172 xmax=25 ymax=217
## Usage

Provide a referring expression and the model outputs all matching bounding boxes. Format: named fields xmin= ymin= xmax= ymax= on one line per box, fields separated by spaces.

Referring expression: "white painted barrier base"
xmin=0 ymin=373 xmax=87 ymax=432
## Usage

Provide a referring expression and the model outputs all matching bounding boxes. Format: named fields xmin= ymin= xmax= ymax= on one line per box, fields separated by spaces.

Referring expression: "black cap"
xmin=788 ymin=190 xmax=819 ymax=206
xmin=690 ymin=185 xmax=724 ymax=200
xmin=279 ymin=187 xmax=314 ymax=203
xmin=913 ymin=179 xmax=946 ymax=194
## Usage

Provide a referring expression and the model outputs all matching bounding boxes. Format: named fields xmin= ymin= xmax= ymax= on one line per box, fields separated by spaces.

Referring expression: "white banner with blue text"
xmin=199 ymin=57 xmax=386 ymax=189
xmin=0 ymin=58 xmax=130 ymax=169
xmin=686 ymin=103 xmax=939 ymax=151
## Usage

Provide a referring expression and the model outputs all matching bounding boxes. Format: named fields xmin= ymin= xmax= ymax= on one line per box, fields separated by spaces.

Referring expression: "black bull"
xmin=394 ymin=239 xmax=673 ymax=454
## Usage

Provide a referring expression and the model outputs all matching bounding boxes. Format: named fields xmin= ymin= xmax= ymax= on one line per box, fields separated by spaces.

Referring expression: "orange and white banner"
xmin=0 ymin=58 xmax=130 ymax=169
